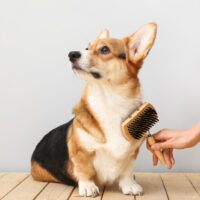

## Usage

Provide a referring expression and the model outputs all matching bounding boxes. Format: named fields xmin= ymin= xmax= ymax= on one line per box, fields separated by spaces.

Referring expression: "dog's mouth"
xmin=72 ymin=64 xmax=88 ymax=73
xmin=69 ymin=51 xmax=102 ymax=79
xmin=72 ymin=64 xmax=102 ymax=79
xmin=72 ymin=65 xmax=84 ymax=71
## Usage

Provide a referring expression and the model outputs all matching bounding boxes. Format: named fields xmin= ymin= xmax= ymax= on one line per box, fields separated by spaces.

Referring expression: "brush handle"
xmin=147 ymin=136 xmax=166 ymax=165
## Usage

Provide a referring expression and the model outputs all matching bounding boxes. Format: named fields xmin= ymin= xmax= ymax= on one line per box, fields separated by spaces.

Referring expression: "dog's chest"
xmin=85 ymin=84 xmax=141 ymax=153
xmin=82 ymin=85 xmax=142 ymax=184
xmin=93 ymin=138 xmax=141 ymax=185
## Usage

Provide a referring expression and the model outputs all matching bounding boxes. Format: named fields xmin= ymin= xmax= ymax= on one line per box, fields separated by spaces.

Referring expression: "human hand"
xmin=151 ymin=124 xmax=200 ymax=150
xmin=146 ymin=140 xmax=175 ymax=169
xmin=146 ymin=122 xmax=200 ymax=169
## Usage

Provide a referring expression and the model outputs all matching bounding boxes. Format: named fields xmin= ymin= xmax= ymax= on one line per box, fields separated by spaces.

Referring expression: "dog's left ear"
xmin=97 ymin=29 xmax=109 ymax=40
xmin=128 ymin=23 xmax=157 ymax=63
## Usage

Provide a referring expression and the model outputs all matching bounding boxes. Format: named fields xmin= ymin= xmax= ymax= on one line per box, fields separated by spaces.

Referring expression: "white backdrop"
xmin=0 ymin=0 xmax=200 ymax=172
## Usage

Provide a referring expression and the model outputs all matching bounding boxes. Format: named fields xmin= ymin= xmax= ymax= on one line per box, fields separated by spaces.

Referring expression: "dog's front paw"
xmin=78 ymin=181 xmax=100 ymax=197
xmin=119 ymin=178 xmax=143 ymax=196
xmin=121 ymin=182 xmax=143 ymax=196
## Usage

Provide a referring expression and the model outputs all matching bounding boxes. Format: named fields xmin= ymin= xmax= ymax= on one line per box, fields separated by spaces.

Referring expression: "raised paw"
xmin=78 ymin=181 xmax=100 ymax=197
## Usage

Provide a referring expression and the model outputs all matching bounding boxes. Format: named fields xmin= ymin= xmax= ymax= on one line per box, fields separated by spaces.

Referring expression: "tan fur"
xmin=32 ymin=23 xmax=157 ymax=196
xmin=31 ymin=162 xmax=60 ymax=183
xmin=68 ymin=23 xmax=156 ymax=186
xmin=72 ymin=86 xmax=106 ymax=144
xmin=67 ymin=120 xmax=97 ymax=182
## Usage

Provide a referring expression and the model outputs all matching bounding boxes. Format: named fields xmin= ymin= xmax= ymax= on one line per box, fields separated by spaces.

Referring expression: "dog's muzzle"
xmin=68 ymin=51 xmax=81 ymax=63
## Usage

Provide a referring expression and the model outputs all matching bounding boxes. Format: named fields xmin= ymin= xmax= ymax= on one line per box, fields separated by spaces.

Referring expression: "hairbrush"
xmin=121 ymin=102 xmax=166 ymax=165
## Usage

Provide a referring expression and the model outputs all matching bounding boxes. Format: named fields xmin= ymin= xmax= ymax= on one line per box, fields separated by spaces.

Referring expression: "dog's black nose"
xmin=68 ymin=51 xmax=81 ymax=63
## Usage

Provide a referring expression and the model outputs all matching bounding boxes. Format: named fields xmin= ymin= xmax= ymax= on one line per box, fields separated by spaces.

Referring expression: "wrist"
xmin=190 ymin=123 xmax=200 ymax=144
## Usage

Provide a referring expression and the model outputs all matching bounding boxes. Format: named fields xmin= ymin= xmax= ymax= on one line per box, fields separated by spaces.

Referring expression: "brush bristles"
xmin=127 ymin=107 xmax=159 ymax=140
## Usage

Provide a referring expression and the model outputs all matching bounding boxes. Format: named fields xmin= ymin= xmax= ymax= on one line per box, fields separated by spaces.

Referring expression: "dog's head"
xmin=68 ymin=23 xmax=157 ymax=86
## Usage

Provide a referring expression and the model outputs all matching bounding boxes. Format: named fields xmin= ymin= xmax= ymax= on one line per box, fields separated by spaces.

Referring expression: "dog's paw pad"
xmin=122 ymin=183 xmax=143 ymax=196
xmin=78 ymin=181 xmax=99 ymax=197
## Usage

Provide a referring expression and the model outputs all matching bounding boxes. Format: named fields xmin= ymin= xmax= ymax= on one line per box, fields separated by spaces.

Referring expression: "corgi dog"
xmin=31 ymin=23 xmax=157 ymax=197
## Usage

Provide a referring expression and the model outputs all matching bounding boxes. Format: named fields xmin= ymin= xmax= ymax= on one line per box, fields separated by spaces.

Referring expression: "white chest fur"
xmin=77 ymin=83 xmax=143 ymax=184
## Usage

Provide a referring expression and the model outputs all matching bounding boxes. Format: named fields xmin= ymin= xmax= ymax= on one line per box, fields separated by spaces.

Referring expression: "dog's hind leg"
xmin=31 ymin=161 xmax=60 ymax=183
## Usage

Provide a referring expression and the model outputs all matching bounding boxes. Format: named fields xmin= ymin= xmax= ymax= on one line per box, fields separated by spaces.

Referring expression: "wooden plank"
xmin=69 ymin=187 xmax=103 ymax=200
xmin=35 ymin=182 xmax=74 ymax=200
xmin=0 ymin=173 xmax=29 ymax=199
xmin=0 ymin=173 xmax=5 ymax=178
xmin=2 ymin=176 xmax=48 ymax=200
xmin=0 ymin=173 xmax=200 ymax=200
xmin=102 ymin=184 xmax=135 ymax=200
xmin=161 ymin=173 xmax=200 ymax=200
xmin=135 ymin=173 xmax=168 ymax=200
xmin=186 ymin=173 xmax=200 ymax=196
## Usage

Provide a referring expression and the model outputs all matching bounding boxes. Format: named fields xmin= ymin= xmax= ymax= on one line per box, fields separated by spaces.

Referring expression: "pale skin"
xmin=147 ymin=122 xmax=200 ymax=169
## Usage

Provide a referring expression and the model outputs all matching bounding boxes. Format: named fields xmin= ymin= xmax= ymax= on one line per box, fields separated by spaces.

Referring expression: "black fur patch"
xmin=91 ymin=72 xmax=101 ymax=79
xmin=31 ymin=119 xmax=76 ymax=186
xmin=118 ymin=53 xmax=126 ymax=60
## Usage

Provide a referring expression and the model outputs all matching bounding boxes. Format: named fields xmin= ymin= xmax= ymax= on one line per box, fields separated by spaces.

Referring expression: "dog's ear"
xmin=128 ymin=23 xmax=157 ymax=63
xmin=97 ymin=29 xmax=109 ymax=39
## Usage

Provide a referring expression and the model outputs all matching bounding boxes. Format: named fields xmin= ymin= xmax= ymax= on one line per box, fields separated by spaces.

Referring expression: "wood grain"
xmin=0 ymin=173 xmax=29 ymax=199
xmin=1 ymin=173 xmax=200 ymax=200
xmin=135 ymin=173 xmax=168 ymax=200
xmin=2 ymin=176 xmax=48 ymax=200
xmin=186 ymin=173 xmax=200 ymax=196
xmin=35 ymin=182 xmax=74 ymax=200
xmin=161 ymin=173 xmax=200 ymax=200
xmin=102 ymin=184 xmax=135 ymax=200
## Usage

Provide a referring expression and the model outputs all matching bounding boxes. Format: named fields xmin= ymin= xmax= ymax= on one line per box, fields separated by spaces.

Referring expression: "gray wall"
xmin=0 ymin=0 xmax=200 ymax=172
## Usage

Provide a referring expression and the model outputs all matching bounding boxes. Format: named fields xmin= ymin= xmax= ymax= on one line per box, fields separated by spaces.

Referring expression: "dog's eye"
xmin=85 ymin=48 xmax=88 ymax=50
xmin=100 ymin=46 xmax=110 ymax=54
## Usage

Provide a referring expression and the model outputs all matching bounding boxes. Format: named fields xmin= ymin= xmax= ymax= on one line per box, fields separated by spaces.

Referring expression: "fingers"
xmin=163 ymin=149 xmax=172 ymax=169
xmin=153 ymin=129 xmax=169 ymax=141
xmin=152 ymin=148 xmax=175 ymax=169
xmin=170 ymin=149 xmax=175 ymax=165
xmin=151 ymin=141 xmax=172 ymax=151
xmin=146 ymin=138 xmax=175 ymax=169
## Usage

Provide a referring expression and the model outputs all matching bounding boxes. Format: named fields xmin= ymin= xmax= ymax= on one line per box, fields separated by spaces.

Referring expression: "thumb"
xmin=153 ymin=129 xmax=169 ymax=141
xmin=151 ymin=141 xmax=171 ymax=150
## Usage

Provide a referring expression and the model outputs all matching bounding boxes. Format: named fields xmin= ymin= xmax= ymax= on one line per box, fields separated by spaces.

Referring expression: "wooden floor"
xmin=0 ymin=173 xmax=200 ymax=200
